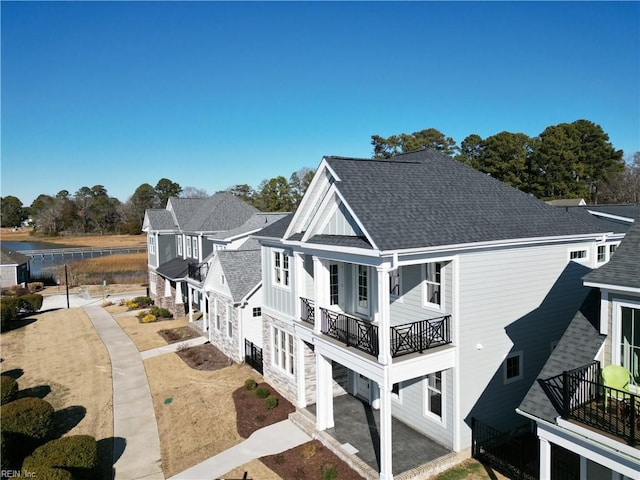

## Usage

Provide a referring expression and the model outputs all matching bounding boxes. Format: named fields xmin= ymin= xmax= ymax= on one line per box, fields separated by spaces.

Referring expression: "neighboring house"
xmin=253 ymin=149 xmax=627 ymax=479
xmin=518 ymin=217 xmax=639 ymax=480
xmin=203 ymin=239 xmax=264 ymax=363
xmin=547 ymin=198 xmax=587 ymax=206
xmin=142 ymin=192 xmax=259 ymax=318
xmin=0 ymin=247 xmax=30 ymax=288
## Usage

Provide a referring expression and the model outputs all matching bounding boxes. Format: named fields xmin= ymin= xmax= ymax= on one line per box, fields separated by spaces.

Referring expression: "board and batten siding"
xmin=321 ymin=202 xmax=364 ymax=237
xmin=262 ymin=246 xmax=296 ymax=318
xmin=391 ymin=369 xmax=454 ymax=449
xmin=457 ymin=242 xmax=594 ymax=444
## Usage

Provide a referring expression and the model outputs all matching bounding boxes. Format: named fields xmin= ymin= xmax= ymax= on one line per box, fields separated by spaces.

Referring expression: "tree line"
xmin=2 ymin=119 xmax=638 ymax=236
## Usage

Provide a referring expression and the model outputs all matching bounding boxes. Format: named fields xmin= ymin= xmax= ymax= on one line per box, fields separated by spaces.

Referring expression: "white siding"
xmin=243 ymin=289 xmax=264 ymax=348
xmin=262 ymin=246 xmax=296 ymax=317
xmin=322 ymin=203 xmax=364 ymax=237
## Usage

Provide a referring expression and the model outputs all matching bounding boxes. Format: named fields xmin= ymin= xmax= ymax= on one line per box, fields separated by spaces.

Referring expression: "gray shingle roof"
xmin=166 ymin=192 xmax=259 ymax=233
xmin=307 ymin=234 xmax=373 ymax=249
xmin=0 ymin=247 xmax=30 ymax=266
xmin=586 ymin=204 xmax=640 ymax=220
xmin=145 ymin=209 xmax=177 ymax=231
xmin=583 ymin=217 xmax=640 ymax=290
xmin=563 ymin=207 xmax=631 ymax=234
xmin=217 ymin=249 xmax=262 ymax=302
xmin=155 ymin=258 xmax=189 ymax=280
xmin=208 ymin=213 xmax=289 ymax=240
xmin=318 ymin=150 xmax=611 ymax=251
xmin=255 ymin=213 xmax=294 ymax=239
xmin=518 ymin=289 xmax=604 ymax=422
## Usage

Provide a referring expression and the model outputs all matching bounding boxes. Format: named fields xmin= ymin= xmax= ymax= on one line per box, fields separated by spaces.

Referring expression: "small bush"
xmin=300 ymin=442 xmax=316 ymax=459
xmin=0 ymin=397 xmax=54 ymax=441
xmin=255 ymin=386 xmax=269 ymax=398
xmin=264 ymin=395 xmax=278 ymax=410
xmin=244 ymin=378 xmax=257 ymax=391
xmin=19 ymin=294 xmax=43 ymax=313
xmin=125 ymin=300 xmax=139 ymax=310
xmin=321 ymin=463 xmax=338 ymax=480
xmin=22 ymin=435 xmax=98 ymax=471
xmin=1 ymin=376 xmax=18 ymax=404
xmin=1 ymin=297 xmax=20 ymax=329
xmin=27 ymin=282 xmax=44 ymax=292
xmin=150 ymin=305 xmax=172 ymax=318
xmin=132 ymin=296 xmax=153 ymax=307
xmin=141 ymin=314 xmax=157 ymax=323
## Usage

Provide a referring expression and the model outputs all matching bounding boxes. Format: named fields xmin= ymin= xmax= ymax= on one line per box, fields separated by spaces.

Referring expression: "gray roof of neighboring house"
xmin=217 ymin=249 xmax=262 ymax=303
xmin=163 ymin=192 xmax=259 ymax=233
xmin=547 ymin=198 xmax=586 ymax=206
xmin=255 ymin=213 xmax=294 ymax=240
xmin=586 ymin=204 xmax=640 ymax=220
xmin=145 ymin=209 xmax=177 ymax=231
xmin=0 ymin=247 xmax=30 ymax=266
xmin=582 ymin=216 xmax=640 ymax=290
xmin=208 ymin=213 xmax=290 ymax=240
xmin=563 ymin=207 xmax=632 ymax=234
xmin=155 ymin=258 xmax=189 ymax=280
xmin=518 ymin=289 xmax=604 ymax=423
xmin=313 ymin=150 xmax=611 ymax=251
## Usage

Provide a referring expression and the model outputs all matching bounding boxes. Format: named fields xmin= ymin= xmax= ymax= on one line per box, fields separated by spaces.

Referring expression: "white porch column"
xmin=203 ymin=296 xmax=209 ymax=332
xmin=188 ymin=285 xmax=193 ymax=322
xmin=294 ymin=253 xmax=305 ymax=321
xmin=175 ymin=281 xmax=183 ymax=304
xmin=315 ymin=353 xmax=334 ymax=430
xmin=376 ymin=266 xmax=391 ymax=365
xmin=296 ymin=338 xmax=307 ymax=408
xmin=312 ymin=257 xmax=326 ymax=335
xmin=539 ymin=437 xmax=551 ymax=480
xmin=378 ymin=375 xmax=393 ymax=480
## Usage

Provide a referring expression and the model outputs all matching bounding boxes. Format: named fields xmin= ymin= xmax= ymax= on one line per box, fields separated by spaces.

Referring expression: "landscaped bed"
xmin=176 ymin=343 xmax=234 ymax=371
xmin=157 ymin=325 xmax=200 ymax=344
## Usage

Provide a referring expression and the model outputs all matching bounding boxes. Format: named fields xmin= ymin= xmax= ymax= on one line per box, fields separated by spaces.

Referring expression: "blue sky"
xmin=2 ymin=1 xmax=639 ymax=205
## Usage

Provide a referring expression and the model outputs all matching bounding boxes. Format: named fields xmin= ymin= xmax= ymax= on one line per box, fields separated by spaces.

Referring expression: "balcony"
xmin=187 ymin=262 xmax=209 ymax=282
xmin=544 ymin=361 xmax=639 ymax=447
xmin=300 ymin=297 xmax=452 ymax=359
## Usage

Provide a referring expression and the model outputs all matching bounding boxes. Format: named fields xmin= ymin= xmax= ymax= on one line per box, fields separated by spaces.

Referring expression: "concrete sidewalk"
xmin=85 ymin=306 xmax=164 ymax=480
xmin=140 ymin=336 xmax=208 ymax=359
xmin=167 ymin=419 xmax=311 ymax=480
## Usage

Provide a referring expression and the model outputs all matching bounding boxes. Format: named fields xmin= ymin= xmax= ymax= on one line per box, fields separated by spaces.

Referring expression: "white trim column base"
xmin=539 ymin=437 xmax=551 ymax=480
xmin=315 ymin=353 xmax=334 ymax=430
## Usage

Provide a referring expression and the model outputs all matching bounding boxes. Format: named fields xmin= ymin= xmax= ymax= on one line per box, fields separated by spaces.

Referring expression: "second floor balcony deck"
xmin=187 ymin=262 xmax=209 ymax=283
xmin=300 ymin=297 xmax=451 ymax=359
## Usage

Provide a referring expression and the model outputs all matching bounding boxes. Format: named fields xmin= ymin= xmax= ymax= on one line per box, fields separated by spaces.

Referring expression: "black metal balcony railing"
xmin=300 ymin=297 xmax=315 ymax=326
xmin=547 ymin=361 xmax=639 ymax=447
xmin=302 ymin=298 xmax=452 ymax=359
xmin=390 ymin=315 xmax=451 ymax=357
xmin=188 ymin=262 xmax=208 ymax=282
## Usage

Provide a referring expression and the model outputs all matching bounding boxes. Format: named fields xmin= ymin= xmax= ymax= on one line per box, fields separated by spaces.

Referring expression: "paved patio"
xmin=308 ymin=394 xmax=452 ymax=476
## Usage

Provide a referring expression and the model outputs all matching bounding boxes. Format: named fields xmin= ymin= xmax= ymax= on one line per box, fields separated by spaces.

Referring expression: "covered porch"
xmin=299 ymin=394 xmax=458 ymax=478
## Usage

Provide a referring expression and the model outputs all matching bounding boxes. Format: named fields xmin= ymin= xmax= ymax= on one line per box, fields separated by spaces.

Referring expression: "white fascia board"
xmin=582 ymin=281 xmax=640 ymax=295
xmin=282 ymin=240 xmax=383 ymax=263
xmin=284 ymin=159 xmax=332 ymax=239
xmin=379 ymin=233 xmax=612 ymax=257
xmin=587 ymin=210 xmax=636 ymax=224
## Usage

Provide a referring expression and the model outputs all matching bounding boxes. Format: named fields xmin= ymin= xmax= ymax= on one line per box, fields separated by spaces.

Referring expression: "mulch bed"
xmin=261 ymin=440 xmax=365 ymax=480
xmin=157 ymin=326 xmax=200 ymax=344
xmin=232 ymin=382 xmax=296 ymax=438
xmin=175 ymin=343 xmax=234 ymax=371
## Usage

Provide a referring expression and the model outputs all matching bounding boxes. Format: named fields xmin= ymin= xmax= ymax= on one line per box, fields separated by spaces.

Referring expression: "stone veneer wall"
xmin=208 ymin=292 xmax=241 ymax=363
xmin=262 ymin=313 xmax=298 ymax=403
xmin=150 ymin=274 xmax=185 ymax=319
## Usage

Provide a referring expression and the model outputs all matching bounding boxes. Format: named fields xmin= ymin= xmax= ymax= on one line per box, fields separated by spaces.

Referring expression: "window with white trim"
xmin=186 ymin=236 xmax=192 ymax=257
xmin=252 ymin=307 xmax=261 ymax=317
xmin=620 ymin=305 xmax=639 ymax=384
xmin=609 ymin=244 xmax=617 ymax=256
xmin=423 ymin=262 xmax=443 ymax=308
xmin=504 ymin=351 xmax=523 ymax=384
xmin=215 ymin=298 xmax=221 ymax=330
xmin=273 ymin=251 xmax=290 ymax=287
xmin=356 ymin=265 xmax=369 ymax=314
xmin=272 ymin=327 xmax=294 ymax=375
xmin=389 ymin=269 xmax=400 ymax=297
xmin=226 ymin=305 xmax=233 ymax=338
xmin=569 ymin=249 xmax=586 ymax=260
xmin=192 ymin=237 xmax=198 ymax=259
xmin=177 ymin=236 xmax=183 ymax=256
xmin=148 ymin=236 xmax=155 ymax=254
xmin=329 ymin=264 xmax=340 ymax=305
xmin=425 ymin=371 xmax=443 ymax=419
xmin=149 ymin=272 xmax=157 ymax=292
xmin=597 ymin=245 xmax=606 ymax=263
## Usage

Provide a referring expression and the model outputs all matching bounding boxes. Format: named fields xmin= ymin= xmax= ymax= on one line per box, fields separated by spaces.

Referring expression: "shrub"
xmin=125 ymin=300 xmax=139 ymax=310
xmin=150 ymin=306 xmax=172 ymax=318
xmin=1 ymin=376 xmax=18 ymax=404
xmin=244 ymin=378 xmax=257 ymax=391
xmin=27 ymin=282 xmax=44 ymax=292
xmin=19 ymin=294 xmax=43 ymax=313
xmin=22 ymin=435 xmax=98 ymax=471
xmin=255 ymin=386 xmax=269 ymax=398
xmin=300 ymin=442 xmax=316 ymax=459
xmin=321 ymin=463 xmax=338 ymax=480
xmin=141 ymin=314 xmax=157 ymax=323
xmin=1 ymin=297 xmax=20 ymax=329
xmin=133 ymin=296 xmax=153 ymax=307
xmin=264 ymin=395 xmax=278 ymax=410
xmin=0 ymin=397 xmax=54 ymax=441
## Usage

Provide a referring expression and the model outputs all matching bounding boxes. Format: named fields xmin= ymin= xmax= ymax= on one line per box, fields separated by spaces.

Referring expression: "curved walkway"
xmin=85 ymin=306 xmax=164 ymax=480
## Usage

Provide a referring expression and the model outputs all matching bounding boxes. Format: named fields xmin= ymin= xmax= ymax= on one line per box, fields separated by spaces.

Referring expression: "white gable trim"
xmin=586 ymin=209 xmax=635 ymax=224
xmin=583 ymin=281 xmax=640 ymax=295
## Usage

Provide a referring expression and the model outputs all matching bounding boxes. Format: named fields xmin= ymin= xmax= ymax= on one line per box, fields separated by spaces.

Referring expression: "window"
xmin=424 ymin=262 xmax=443 ymax=307
xmin=356 ymin=265 xmax=369 ymax=313
xmin=274 ymin=251 xmax=290 ymax=287
xmin=148 ymin=236 xmax=155 ymax=254
xmin=329 ymin=264 xmax=340 ymax=305
xmin=177 ymin=236 xmax=183 ymax=256
xmin=389 ymin=269 xmax=400 ymax=297
xmin=186 ymin=236 xmax=192 ymax=257
xmin=192 ymin=237 xmax=198 ymax=259
xmin=425 ymin=371 xmax=443 ymax=419
xmin=620 ymin=306 xmax=639 ymax=384
xmin=609 ymin=244 xmax=617 ymax=256
xmin=215 ymin=299 xmax=221 ymax=330
xmin=569 ymin=249 xmax=586 ymax=260
xmin=149 ymin=272 xmax=157 ymax=292
xmin=597 ymin=245 xmax=606 ymax=263
xmin=226 ymin=305 xmax=233 ymax=338
xmin=252 ymin=307 xmax=262 ymax=317
xmin=504 ymin=351 xmax=523 ymax=383
xmin=272 ymin=327 xmax=294 ymax=375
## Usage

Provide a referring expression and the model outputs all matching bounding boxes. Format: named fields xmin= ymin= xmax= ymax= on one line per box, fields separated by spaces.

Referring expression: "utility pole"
xmin=64 ymin=264 xmax=70 ymax=309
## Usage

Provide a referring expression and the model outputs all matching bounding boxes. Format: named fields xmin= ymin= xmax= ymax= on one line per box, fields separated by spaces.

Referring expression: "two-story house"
xmin=518 ymin=217 xmax=639 ymax=480
xmin=254 ymin=149 xmax=625 ymax=479
xmin=143 ymin=192 xmax=259 ymax=318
